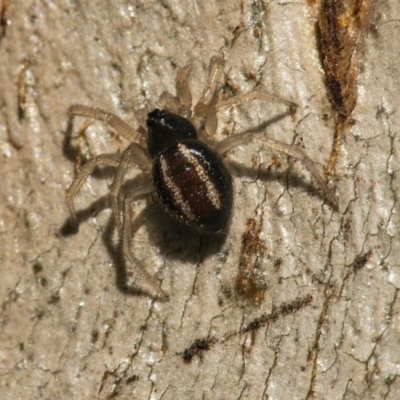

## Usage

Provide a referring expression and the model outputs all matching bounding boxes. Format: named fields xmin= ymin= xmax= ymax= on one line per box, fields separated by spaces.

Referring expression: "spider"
xmin=66 ymin=56 xmax=337 ymax=301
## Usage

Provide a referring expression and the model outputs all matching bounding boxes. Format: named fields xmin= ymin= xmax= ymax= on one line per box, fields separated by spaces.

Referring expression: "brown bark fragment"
xmin=235 ymin=217 xmax=267 ymax=305
xmin=318 ymin=0 xmax=371 ymax=174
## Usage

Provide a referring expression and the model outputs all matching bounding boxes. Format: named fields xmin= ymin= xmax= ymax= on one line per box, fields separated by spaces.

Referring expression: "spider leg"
xmin=215 ymin=132 xmax=338 ymax=209
xmin=193 ymin=57 xmax=298 ymax=139
xmin=206 ymin=88 xmax=298 ymax=141
xmin=66 ymin=153 xmax=121 ymax=224
xmin=69 ymin=104 xmax=143 ymax=143
xmin=215 ymin=88 xmax=297 ymax=114
xmin=193 ymin=56 xmax=224 ymax=137
xmin=160 ymin=91 xmax=180 ymax=114
xmin=196 ymin=56 xmax=224 ymax=107
xmin=122 ymin=186 xmax=169 ymax=300
xmin=109 ymin=143 xmax=152 ymax=237
xmin=176 ymin=64 xmax=192 ymax=118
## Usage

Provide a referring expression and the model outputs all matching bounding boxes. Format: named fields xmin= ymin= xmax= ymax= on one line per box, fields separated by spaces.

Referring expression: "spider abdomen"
xmin=152 ymin=139 xmax=233 ymax=234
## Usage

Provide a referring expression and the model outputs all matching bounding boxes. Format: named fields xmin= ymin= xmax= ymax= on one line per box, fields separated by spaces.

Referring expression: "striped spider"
xmin=66 ymin=57 xmax=337 ymax=300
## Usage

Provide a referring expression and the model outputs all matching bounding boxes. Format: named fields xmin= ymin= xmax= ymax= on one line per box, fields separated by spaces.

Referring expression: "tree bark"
xmin=1 ymin=1 xmax=399 ymax=399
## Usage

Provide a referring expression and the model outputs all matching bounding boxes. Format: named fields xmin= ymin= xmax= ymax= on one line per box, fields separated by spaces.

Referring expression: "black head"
xmin=146 ymin=109 xmax=198 ymax=157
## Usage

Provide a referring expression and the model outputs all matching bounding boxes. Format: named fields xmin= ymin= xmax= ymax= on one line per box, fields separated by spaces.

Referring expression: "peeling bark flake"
xmin=318 ymin=0 xmax=371 ymax=174
xmin=235 ymin=217 xmax=267 ymax=305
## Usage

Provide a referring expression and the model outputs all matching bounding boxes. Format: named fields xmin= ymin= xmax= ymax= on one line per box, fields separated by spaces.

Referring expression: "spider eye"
xmin=146 ymin=109 xmax=197 ymax=157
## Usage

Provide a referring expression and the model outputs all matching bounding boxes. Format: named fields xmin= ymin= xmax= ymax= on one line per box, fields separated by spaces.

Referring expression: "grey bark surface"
xmin=1 ymin=1 xmax=400 ymax=399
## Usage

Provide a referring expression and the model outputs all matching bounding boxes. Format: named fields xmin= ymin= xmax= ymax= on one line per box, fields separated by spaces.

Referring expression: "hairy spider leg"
xmin=108 ymin=142 xmax=152 ymax=236
xmin=193 ymin=56 xmax=224 ymax=137
xmin=66 ymin=153 xmax=121 ymax=223
xmin=215 ymin=131 xmax=338 ymax=209
xmin=69 ymin=104 xmax=143 ymax=142
xmin=122 ymin=184 xmax=169 ymax=300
